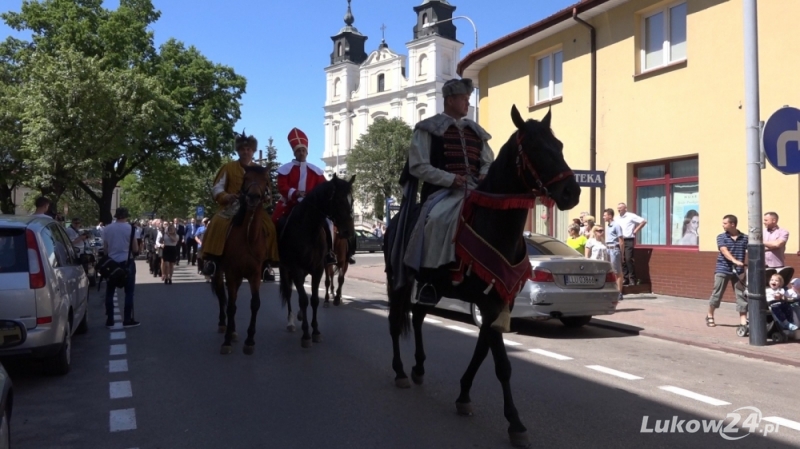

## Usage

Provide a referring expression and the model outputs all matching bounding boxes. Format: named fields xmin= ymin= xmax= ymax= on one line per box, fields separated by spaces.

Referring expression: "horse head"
xmin=242 ymin=166 xmax=270 ymax=210
xmin=510 ymin=105 xmax=580 ymax=211
xmin=322 ymin=174 xmax=356 ymax=238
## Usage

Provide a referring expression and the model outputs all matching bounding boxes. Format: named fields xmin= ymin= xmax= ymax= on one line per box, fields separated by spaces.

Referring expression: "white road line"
xmin=423 ymin=317 xmax=442 ymax=324
xmin=110 ymin=332 xmax=126 ymax=340
xmin=109 ymin=360 xmax=128 ymax=373
xmin=763 ymin=417 xmax=800 ymax=432
xmin=658 ymin=386 xmax=730 ymax=406
xmin=586 ymin=365 xmax=643 ymax=380
xmin=528 ymin=349 xmax=573 ymax=361
xmin=109 ymin=408 xmax=137 ymax=432
xmin=341 ymin=294 xmax=355 ymax=299
xmin=110 ymin=323 xmax=123 ymax=330
xmin=110 ymin=344 xmax=127 ymax=356
xmin=109 ymin=381 xmax=133 ymax=399
xmin=503 ymin=339 xmax=522 ymax=346
xmin=113 ymin=314 xmax=122 ymax=322
xmin=446 ymin=325 xmax=476 ymax=334
xmin=114 ymin=307 xmax=120 ymax=314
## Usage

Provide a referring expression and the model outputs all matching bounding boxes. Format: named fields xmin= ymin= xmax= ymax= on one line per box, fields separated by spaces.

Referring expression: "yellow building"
xmin=458 ymin=0 xmax=800 ymax=299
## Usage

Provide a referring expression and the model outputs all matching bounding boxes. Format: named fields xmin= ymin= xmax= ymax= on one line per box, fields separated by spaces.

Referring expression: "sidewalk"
xmin=347 ymin=260 xmax=800 ymax=368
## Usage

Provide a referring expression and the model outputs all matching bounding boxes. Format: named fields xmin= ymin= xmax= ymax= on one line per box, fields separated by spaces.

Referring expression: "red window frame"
xmin=632 ymin=156 xmax=698 ymax=249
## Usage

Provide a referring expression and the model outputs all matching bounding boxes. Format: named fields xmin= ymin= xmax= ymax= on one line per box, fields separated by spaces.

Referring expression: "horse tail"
xmin=387 ymin=276 xmax=413 ymax=337
xmin=279 ymin=264 xmax=292 ymax=308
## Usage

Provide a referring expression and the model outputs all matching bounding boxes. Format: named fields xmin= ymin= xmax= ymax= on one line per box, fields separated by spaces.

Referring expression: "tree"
xmin=263 ymin=137 xmax=281 ymax=206
xmin=0 ymin=40 xmax=26 ymax=214
xmin=346 ymin=117 xmax=411 ymax=219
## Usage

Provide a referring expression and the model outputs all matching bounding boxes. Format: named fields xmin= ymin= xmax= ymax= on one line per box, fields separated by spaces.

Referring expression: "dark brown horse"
xmin=384 ymin=106 xmax=580 ymax=448
xmin=278 ymin=174 xmax=355 ymax=348
xmin=212 ymin=165 xmax=273 ymax=355
xmin=323 ymin=227 xmax=350 ymax=307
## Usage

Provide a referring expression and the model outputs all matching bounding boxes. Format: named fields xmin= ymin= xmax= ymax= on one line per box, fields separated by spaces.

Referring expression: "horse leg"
xmin=410 ymin=303 xmax=427 ymax=385
xmin=323 ymin=266 xmax=332 ymax=308
xmin=221 ymin=276 xmax=240 ymax=354
xmin=243 ymin=274 xmax=261 ymax=355
xmin=389 ymin=282 xmax=413 ymax=388
xmin=456 ymin=313 xmax=493 ymax=416
xmin=334 ymin=266 xmax=345 ymax=306
xmin=215 ymin=273 xmax=227 ymax=334
xmin=487 ymin=328 xmax=528 ymax=448
xmin=293 ymin=274 xmax=311 ymax=348
xmin=310 ymin=271 xmax=322 ymax=343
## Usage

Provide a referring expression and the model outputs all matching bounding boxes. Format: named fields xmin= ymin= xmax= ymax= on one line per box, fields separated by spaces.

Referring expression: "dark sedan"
xmin=355 ymin=229 xmax=383 ymax=253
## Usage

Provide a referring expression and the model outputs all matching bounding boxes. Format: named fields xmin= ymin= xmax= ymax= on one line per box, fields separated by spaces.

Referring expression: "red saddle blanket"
xmin=450 ymin=191 xmax=539 ymax=305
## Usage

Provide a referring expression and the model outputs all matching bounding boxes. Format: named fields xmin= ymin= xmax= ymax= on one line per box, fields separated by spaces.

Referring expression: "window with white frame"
xmin=418 ymin=54 xmax=428 ymax=78
xmin=334 ymin=125 xmax=339 ymax=146
xmin=333 ymin=78 xmax=341 ymax=97
xmin=642 ymin=2 xmax=687 ymax=71
xmin=535 ymin=50 xmax=563 ymax=103
xmin=377 ymin=74 xmax=385 ymax=93
xmin=418 ymin=108 xmax=426 ymax=122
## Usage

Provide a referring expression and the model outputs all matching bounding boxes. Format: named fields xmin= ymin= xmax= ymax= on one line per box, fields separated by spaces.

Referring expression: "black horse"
xmin=278 ymin=174 xmax=356 ymax=348
xmin=384 ymin=106 xmax=580 ymax=448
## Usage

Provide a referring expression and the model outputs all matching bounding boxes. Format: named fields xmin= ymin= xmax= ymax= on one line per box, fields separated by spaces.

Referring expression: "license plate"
xmin=565 ymin=275 xmax=596 ymax=285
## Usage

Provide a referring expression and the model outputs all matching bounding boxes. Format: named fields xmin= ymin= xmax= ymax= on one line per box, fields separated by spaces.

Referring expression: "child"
xmin=784 ymin=278 xmax=800 ymax=324
xmin=766 ymin=274 xmax=799 ymax=331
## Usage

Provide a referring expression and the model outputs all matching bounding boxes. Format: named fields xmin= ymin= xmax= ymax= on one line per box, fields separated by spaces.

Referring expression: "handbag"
xmin=98 ymin=225 xmax=136 ymax=288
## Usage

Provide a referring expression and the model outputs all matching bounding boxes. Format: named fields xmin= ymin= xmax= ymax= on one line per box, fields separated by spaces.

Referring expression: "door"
xmin=40 ymin=225 xmax=72 ymax=325
xmin=50 ymin=224 xmax=87 ymax=324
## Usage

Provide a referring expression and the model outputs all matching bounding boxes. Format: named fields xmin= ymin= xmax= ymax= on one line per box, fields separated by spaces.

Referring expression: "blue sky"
xmin=1 ymin=0 xmax=576 ymax=165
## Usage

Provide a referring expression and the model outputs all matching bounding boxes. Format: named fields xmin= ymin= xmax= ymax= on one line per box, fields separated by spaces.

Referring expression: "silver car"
xmin=436 ymin=233 xmax=619 ymax=328
xmin=0 ymin=216 xmax=89 ymax=375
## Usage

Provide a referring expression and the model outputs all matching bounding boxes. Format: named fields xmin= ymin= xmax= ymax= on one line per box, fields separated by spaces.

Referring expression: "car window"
xmin=53 ymin=225 xmax=78 ymax=264
xmin=0 ymin=228 xmax=28 ymax=273
xmin=525 ymin=237 xmax=581 ymax=256
xmin=39 ymin=226 xmax=60 ymax=268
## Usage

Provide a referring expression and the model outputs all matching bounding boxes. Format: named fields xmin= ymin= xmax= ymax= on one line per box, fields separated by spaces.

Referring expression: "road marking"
xmin=658 ymin=386 xmax=730 ymax=406
xmin=109 ymin=408 xmax=137 ymax=432
xmin=503 ymin=339 xmax=522 ymax=346
xmin=109 ymin=360 xmax=128 ymax=373
xmin=114 ymin=307 xmax=120 ymax=314
xmin=763 ymin=417 xmax=800 ymax=432
xmin=110 ymin=323 xmax=123 ymax=330
xmin=528 ymin=349 xmax=573 ymax=361
xmin=110 ymin=344 xmax=127 ymax=356
xmin=423 ymin=317 xmax=442 ymax=324
xmin=109 ymin=381 xmax=133 ymax=399
xmin=341 ymin=294 xmax=355 ymax=299
xmin=110 ymin=332 xmax=126 ymax=340
xmin=446 ymin=325 xmax=476 ymax=334
xmin=113 ymin=314 xmax=122 ymax=322
xmin=586 ymin=365 xmax=643 ymax=380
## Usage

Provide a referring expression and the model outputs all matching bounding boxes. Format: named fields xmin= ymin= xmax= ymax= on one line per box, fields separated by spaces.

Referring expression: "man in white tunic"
xmin=404 ymin=78 xmax=494 ymax=304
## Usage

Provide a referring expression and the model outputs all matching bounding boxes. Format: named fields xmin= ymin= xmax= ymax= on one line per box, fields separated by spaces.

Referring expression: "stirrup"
xmin=325 ymin=253 xmax=337 ymax=266
xmin=415 ymin=283 xmax=440 ymax=305
xmin=202 ymin=261 xmax=217 ymax=276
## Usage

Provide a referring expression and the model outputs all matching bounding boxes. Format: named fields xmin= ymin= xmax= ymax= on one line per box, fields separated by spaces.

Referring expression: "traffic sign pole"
xmin=744 ymin=0 xmax=766 ymax=346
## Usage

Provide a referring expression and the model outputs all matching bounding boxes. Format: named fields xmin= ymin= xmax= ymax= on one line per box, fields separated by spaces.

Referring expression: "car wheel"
xmin=0 ymin=403 xmax=10 ymax=449
xmin=470 ymin=303 xmax=483 ymax=328
xmin=559 ymin=316 xmax=592 ymax=328
xmin=44 ymin=322 xmax=71 ymax=376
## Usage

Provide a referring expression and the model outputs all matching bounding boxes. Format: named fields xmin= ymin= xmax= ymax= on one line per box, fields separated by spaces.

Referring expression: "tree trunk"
xmin=0 ymin=183 xmax=16 ymax=215
xmin=99 ymin=177 xmax=117 ymax=225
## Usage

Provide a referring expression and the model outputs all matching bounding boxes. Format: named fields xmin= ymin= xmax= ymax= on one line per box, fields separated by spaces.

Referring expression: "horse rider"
xmin=403 ymin=78 xmax=504 ymax=321
xmin=272 ymin=127 xmax=356 ymax=266
xmin=200 ymin=131 xmax=280 ymax=276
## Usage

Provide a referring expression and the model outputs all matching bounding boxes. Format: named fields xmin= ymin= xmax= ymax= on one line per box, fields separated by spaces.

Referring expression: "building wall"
xmin=476 ymin=0 xmax=800 ymax=299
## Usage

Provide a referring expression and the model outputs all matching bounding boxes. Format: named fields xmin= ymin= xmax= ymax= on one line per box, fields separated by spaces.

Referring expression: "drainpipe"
xmin=573 ymin=8 xmax=597 ymax=217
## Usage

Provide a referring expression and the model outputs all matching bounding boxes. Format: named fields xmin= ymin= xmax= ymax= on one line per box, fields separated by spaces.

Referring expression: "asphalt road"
xmin=5 ymin=256 xmax=800 ymax=449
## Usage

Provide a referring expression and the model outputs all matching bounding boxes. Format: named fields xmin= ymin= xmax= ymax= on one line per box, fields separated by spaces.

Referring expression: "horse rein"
xmin=515 ymin=131 xmax=572 ymax=197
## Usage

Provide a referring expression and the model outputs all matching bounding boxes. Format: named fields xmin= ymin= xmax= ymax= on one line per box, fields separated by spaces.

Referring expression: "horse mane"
xmin=232 ymin=165 xmax=269 ymax=226
xmin=244 ymin=165 xmax=268 ymax=175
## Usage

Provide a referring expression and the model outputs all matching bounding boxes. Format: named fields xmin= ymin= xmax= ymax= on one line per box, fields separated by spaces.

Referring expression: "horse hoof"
xmin=243 ymin=345 xmax=255 ymax=355
xmin=218 ymin=325 xmax=226 ymax=334
xmin=231 ymin=332 xmax=239 ymax=342
xmin=456 ymin=402 xmax=473 ymax=416
xmin=395 ymin=377 xmax=411 ymax=389
xmin=323 ymin=302 xmax=330 ymax=308
xmin=220 ymin=345 xmax=233 ymax=355
xmin=509 ymin=431 xmax=530 ymax=448
xmin=312 ymin=334 xmax=322 ymax=343
xmin=287 ymin=324 xmax=296 ymax=332
xmin=334 ymin=300 xmax=341 ymax=306
xmin=411 ymin=371 xmax=424 ymax=385
xmin=301 ymin=338 xmax=311 ymax=349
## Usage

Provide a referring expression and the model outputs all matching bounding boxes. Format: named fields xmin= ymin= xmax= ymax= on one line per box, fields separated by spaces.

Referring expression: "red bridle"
xmin=515 ymin=131 xmax=573 ymax=196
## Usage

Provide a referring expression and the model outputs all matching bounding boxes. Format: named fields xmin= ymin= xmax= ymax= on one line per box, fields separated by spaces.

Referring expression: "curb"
xmin=588 ymin=319 xmax=800 ymax=369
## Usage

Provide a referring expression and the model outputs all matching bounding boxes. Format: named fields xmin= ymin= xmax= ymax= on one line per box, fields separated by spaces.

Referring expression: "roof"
xmin=457 ymin=0 xmax=628 ymax=80
xmin=0 ymin=215 xmax=51 ymax=227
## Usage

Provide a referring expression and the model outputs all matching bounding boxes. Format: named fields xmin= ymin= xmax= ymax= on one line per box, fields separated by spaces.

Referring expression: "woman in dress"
xmin=161 ymin=224 xmax=180 ymax=284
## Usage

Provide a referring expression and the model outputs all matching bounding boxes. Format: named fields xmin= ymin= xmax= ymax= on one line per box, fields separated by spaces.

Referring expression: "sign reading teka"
xmin=573 ymin=170 xmax=605 ymax=188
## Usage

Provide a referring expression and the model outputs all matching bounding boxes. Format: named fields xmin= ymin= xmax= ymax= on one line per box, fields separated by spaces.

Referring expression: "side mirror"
xmin=0 ymin=320 xmax=27 ymax=349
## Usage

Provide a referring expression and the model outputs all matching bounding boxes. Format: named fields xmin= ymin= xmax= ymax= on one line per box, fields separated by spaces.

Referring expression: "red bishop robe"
xmin=272 ymin=160 xmax=327 ymax=223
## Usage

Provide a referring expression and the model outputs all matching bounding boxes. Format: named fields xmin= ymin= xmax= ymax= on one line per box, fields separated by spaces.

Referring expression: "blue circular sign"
xmin=763 ymin=106 xmax=800 ymax=174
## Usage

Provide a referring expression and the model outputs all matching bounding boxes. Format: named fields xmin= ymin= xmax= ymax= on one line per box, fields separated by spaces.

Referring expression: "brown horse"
xmin=323 ymin=227 xmax=350 ymax=307
xmin=212 ymin=165 xmax=273 ymax=355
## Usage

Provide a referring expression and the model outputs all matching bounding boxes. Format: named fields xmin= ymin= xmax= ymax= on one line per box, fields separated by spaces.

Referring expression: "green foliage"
xmin=346 ymin=117 xmax=411 ymax=218
xmin=262 ymin=138 xmax=281 ymax=206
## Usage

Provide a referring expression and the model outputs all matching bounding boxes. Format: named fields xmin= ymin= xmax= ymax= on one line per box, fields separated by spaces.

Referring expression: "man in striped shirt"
xmin=706 ymin=214 xmax=748 ymax=329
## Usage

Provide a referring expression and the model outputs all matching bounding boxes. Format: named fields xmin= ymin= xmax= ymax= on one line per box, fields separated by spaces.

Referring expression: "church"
xmin=321 ymin=0 xmax=475 ymax=221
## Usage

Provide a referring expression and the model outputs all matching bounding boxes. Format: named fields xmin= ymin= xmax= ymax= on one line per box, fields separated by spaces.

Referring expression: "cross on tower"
xmin=380 ymin=23 xmax=387 ymax=40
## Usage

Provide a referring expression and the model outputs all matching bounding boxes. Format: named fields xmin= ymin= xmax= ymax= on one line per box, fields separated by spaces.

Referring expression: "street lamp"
xmin=422 ymin=15 xmax=478 ymax=50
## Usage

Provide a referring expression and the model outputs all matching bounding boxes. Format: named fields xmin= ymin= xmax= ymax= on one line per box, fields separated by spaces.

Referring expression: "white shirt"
xmin=585 ymin=238 xmax=609 ymax=261
xmin=765 ymin=287 xmax=786 ymax=303
xmin=616 ymin=212 xmax=644 ymax=238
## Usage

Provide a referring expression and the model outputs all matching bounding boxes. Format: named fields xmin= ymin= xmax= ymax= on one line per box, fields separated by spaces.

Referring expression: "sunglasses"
xmin=596 ymin=230 xmax=605 ymax=233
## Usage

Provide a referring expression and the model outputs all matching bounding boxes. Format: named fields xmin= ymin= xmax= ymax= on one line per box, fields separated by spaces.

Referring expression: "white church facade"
xmin=321 ymin=0 xmax=474 ymax=220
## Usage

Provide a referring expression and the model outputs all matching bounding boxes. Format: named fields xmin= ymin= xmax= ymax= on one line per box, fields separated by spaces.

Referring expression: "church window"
xmin=377 ymin=74 xmax=385 ymax=93
xmin=418 ymin=109 xmax=426 ymax=122
xmin=334 ymin=125 xmax=340 ymax=145
xmin=422 ymin=13 xmax=428 ymax=25
xmin=333 ymin=78 xmax=341 ymax=97
xmin=418 ymin=54 xmax=428 ymax=78
xmin=337 ymin=42 xmax=343 ymax=57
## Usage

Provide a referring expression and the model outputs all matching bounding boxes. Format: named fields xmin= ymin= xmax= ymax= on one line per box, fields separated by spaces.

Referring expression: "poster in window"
xmin=672 ymin=183 xmax=698 ymax=246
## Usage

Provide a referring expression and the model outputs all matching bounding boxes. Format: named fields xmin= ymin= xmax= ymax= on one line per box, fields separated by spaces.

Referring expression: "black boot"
xmin=202 ymin=255 xmax=218 ymax=276
xmin=325 ymin=251 xmax=337 ymax=266
xmin=348 ymin=256 xmax=356 ymax=264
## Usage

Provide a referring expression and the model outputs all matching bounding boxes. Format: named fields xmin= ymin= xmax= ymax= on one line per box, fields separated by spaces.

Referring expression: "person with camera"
xmin=65 ymin=217 xmax=93 ymax=275
xmin=102 ymin=208 xmax=140 ymax=329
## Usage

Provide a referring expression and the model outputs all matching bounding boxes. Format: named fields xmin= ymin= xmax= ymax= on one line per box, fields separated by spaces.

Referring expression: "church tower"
xmin=330 ymin=0 xmax=368 ymax=66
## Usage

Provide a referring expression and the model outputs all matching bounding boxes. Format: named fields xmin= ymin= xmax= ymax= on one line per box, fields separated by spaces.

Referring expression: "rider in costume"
xmin=201 ymin=131 xmax=280 ymax=276
xmin=273 ymin=128 xmax=356 ymax=265
xmin=403 ymin=78 xmax=504 ymax=323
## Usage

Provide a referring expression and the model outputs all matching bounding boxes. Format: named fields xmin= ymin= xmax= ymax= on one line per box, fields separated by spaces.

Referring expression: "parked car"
xmin=355 ymin=229 xmax=383 ymax=253
xmin=436 ymin=232 xmax=619 ymax=328
xmin=0 ymin=215 xmax=89 ymax=375
xmin=0 ymin=319 xmax=25 ymax=449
